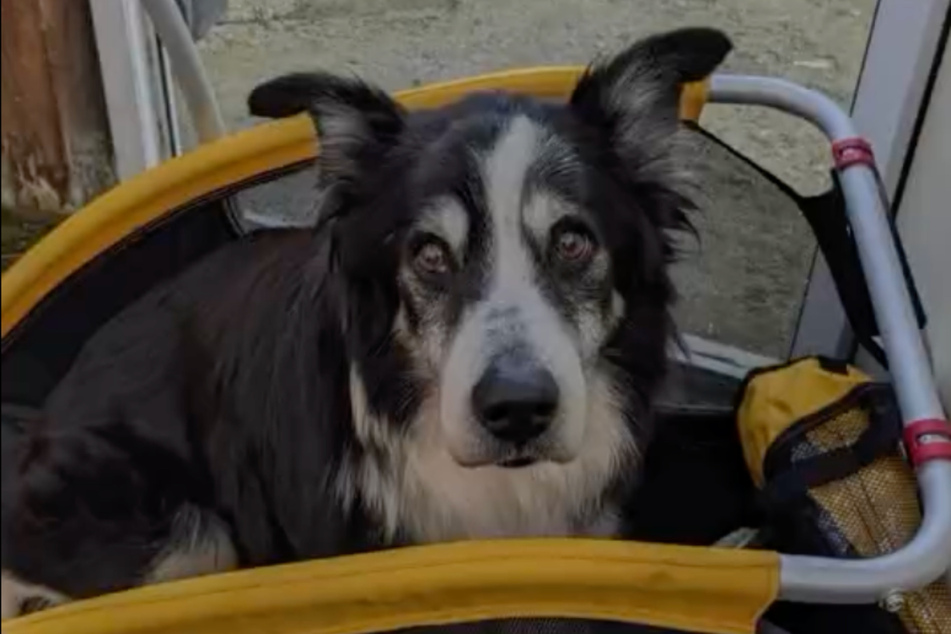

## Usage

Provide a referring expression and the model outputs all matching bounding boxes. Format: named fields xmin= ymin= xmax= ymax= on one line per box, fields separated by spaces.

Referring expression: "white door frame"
xmin=790 ymin=0 xmax=951 ymax=361
xmin=89 ymin=0 xmax=176 ymax=181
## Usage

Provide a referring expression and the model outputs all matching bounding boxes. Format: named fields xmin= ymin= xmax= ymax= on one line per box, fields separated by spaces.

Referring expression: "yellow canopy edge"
xmin=1 ymin=66 xmax=709 ymax=339
xmin=5 ymin=539 xmax=778 ymax=634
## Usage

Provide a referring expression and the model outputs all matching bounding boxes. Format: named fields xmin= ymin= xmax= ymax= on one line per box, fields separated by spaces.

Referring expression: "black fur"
xmin=2 ymin=28 xmax=732 ymax=611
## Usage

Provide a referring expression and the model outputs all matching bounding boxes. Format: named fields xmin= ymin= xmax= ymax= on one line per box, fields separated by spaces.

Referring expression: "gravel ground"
xmin=193 ymin=0 xmax=878 ymax=357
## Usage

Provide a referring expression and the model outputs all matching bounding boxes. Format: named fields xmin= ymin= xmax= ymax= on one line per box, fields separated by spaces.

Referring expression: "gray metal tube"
xmin=709 ymin=74 xmax=951 ymax=603
xmin=778 ymin=463 xmax=951 ymax=603
xmin=141 ymin=0 xmax=226 ymax=143
xmin=709 ymin=75 xmax=943 ymax=422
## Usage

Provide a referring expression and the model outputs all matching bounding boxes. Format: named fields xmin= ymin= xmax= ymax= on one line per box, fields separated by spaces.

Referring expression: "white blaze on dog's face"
xmin=409 ymin=116 xmax=617 ymax=468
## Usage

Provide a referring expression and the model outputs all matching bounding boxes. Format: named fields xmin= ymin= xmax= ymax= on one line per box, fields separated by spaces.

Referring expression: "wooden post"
xmin=1 ymin=0 xmax=115 ymax=217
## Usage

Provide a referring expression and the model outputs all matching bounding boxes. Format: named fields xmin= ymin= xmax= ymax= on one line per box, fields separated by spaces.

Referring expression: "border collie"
xmin=1 ymin=27 xmax=731 ymax=619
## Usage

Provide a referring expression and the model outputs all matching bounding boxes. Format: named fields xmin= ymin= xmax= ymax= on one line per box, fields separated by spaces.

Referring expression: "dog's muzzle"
xmin=471 ymin=354 xmax=559 ymax=460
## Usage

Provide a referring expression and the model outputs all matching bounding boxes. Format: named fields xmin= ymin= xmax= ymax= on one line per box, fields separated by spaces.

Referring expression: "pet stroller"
xmin=2 ymin=27 xmax=950 ymax=634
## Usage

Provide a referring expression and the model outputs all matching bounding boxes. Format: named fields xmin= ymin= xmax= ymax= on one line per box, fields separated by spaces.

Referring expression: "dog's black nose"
xmin=472 ymin=359 xmax=559 ymax=445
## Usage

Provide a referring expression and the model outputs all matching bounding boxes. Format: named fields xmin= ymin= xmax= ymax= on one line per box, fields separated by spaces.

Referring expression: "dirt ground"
xmin=190 ymin=0 xmax=876 ymax=359
xmin=200 ymin=0 xmax=875 ymax=191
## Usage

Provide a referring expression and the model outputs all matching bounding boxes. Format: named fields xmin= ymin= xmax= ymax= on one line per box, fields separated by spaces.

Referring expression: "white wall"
xmin=895 ymin=42 xmax=951 ymax=410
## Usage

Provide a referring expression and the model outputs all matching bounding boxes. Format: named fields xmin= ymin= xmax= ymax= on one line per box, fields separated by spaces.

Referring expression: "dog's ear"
xmin=570 ymin=28 xmax=731 ymax=150
xmin=248 ymin=72 xmax=405 ymax=182
xmin=571 ymin=29 xmax=731 ymax=269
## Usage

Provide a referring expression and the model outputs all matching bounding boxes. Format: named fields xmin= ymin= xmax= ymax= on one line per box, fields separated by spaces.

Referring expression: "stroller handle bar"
xmin=709 ymin=74 xmax=951 ymax=604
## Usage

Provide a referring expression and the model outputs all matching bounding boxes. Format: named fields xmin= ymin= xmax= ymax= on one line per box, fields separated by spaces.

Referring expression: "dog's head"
xmin=249 ymin=28 xmax=731 ymax=473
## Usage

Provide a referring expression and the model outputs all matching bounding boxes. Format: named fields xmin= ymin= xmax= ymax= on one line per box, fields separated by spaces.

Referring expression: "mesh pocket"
xmin=761 ymin=385 xmax=951 ymax=634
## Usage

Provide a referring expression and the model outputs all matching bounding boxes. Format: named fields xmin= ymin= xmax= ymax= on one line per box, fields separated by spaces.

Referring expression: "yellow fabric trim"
xmin=397 ymin=65 xmax=588 ymax=108
xmin=0 ymin=115 xmax=317 ymax=339
xmin=392 ymin=66 xmax=707 ymax=121
xmin=736 ymin=357 xmax=872 ymax=486
xmin=680 ymin=78 xmax=710 ymax=121
xmin=5 ymin=539 xmax=778 ymax=634
xmin=1 ymin=67 xmax=708 ymax=339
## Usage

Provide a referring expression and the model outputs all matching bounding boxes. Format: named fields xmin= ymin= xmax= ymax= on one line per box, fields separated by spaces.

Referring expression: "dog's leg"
xmin=1 ymin=571 xmax=69 ymax=620
xmin=1 ymin=504 xmax=236 ymax=622
xmin=1 ymin=426 xmax=237 ymax=621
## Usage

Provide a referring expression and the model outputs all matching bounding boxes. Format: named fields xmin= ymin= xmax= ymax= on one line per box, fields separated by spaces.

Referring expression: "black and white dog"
xmin=1 ymin=28 xmax=731 ymax=618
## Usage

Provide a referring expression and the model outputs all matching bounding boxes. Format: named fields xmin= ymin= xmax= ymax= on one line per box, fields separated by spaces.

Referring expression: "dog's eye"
xmin=413 ymin=237 xmax=453 ymax=276
xmin=552 ymin=223 xmax=596 ymax=265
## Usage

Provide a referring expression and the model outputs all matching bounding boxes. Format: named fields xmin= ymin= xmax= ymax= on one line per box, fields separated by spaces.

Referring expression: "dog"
xmin=1 ymin=27 xmax=732 ymax=619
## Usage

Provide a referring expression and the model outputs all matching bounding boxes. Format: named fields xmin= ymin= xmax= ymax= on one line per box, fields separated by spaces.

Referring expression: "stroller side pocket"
xmin=736 ymin=356 xmax=951 ymax=634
